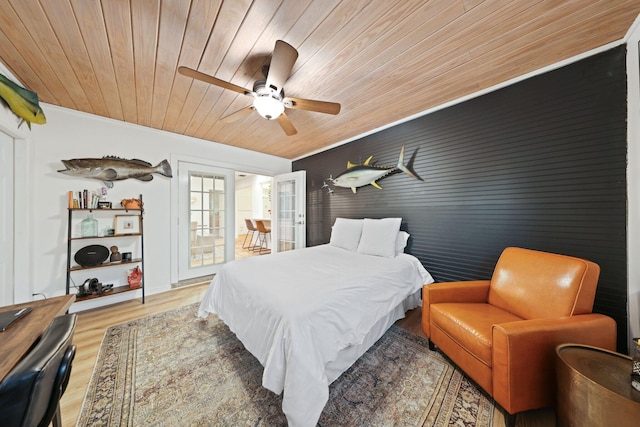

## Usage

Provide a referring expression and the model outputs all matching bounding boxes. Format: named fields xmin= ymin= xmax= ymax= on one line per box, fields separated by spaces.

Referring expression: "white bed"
xmin=198 ymin=218 xmax=434 ymax=426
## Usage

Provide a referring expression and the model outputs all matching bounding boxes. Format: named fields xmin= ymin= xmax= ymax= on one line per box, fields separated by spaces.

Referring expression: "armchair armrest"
xmin=422 ymin=281 xmax=490 ymax=338
xmin=491 ymin=313 xmax=616 ymax=414
xmin=424 ymin=280 xmax=491 ymax=304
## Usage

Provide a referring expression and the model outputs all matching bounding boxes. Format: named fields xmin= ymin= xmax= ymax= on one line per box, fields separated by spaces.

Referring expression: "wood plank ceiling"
xmin=0 ymin=0 xmax=638 ymax=159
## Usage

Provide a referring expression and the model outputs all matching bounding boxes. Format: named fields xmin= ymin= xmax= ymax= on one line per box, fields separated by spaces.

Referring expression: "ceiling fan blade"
xmin=265 ymin=40 xmax=298 ymax=94
xmin=178 ymin=66 xmax=252 ymax=96
xmin=284 ymin=97 xmax=341 ymax=115
xmin=277 ymin=112 xmax=297 ymax=136
xmin=221 ymin=106 xmax=255 ymax=123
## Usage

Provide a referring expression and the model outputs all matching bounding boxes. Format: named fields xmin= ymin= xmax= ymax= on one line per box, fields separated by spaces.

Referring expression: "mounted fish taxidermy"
xmin=0 ymin=73 xmax=46 ymax=129
xmin=331 ymin=145 xmax=422 ymax=193
xmin=58 ymin=156 xmax=172 ymax=188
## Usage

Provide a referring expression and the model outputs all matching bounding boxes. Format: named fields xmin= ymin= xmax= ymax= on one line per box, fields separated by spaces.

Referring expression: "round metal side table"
xmin=556 ymin=343 xmax=640 ymax=427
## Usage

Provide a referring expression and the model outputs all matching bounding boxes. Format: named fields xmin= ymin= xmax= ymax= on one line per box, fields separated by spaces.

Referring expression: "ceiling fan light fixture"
xmin=253 ymin=95 xmax=285 ymax=120
xmin=180 ymin=40 xmax=340 ymax=136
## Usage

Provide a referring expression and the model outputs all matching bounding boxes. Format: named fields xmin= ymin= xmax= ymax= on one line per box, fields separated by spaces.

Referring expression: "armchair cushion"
xmin=431 ymin=303 xmax=523 ymax=366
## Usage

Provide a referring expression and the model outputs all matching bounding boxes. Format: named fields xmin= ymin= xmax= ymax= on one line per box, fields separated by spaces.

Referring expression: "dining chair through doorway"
xmin=254 ymin=220 xmax=271 ymax=254
xmin=243 ymin=219 xmax=257 ymax=251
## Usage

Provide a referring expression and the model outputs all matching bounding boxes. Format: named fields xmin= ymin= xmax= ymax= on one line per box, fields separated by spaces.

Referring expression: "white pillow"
xmin=329 ymin=218 xmax=364 ymax=251
xmin=357 ymin=218 xmax=402 ymax=258
xmin=396 ymin=231 xmax=410 ymax=255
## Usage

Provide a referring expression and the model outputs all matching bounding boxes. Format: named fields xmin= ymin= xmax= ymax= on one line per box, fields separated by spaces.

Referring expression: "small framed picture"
xmin=98 ymin=201 xmax=112 ymax=209
xmin=114 ymin=215 xmax=141 ymax=235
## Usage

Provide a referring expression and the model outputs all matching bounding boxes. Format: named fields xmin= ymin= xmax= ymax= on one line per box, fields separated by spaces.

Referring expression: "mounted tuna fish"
xmin=0 ymin=73 xmax=46 ymax=129
xmin=332 ymin=145 xmax=422 ymax=193
xmin=58 ymin=156 xmax=172 ymax=188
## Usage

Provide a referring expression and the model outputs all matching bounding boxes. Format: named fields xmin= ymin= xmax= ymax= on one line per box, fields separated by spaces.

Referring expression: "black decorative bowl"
xmin=74 ymin=245 xmax=109 ymax=267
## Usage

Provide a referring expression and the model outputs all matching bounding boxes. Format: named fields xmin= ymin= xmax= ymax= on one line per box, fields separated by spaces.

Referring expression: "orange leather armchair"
xmin=422 ymin=247 xmax=616 ymax=418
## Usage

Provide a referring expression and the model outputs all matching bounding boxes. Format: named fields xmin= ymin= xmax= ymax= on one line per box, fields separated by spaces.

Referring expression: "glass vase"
xmin=81 ymin=214 xmax=98 ymax=237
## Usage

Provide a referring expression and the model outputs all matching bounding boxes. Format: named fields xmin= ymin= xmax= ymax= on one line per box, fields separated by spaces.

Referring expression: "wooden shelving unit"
xmin=65 ymin=195 xmax=145 ymax=304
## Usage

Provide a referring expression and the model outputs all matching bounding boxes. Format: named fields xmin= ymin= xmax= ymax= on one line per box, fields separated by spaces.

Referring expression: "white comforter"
xmin=198 ymin=244 xmax=433 ymax=426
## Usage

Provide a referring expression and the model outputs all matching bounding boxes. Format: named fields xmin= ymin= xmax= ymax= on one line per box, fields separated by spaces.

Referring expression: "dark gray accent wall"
xmin=293 ymin=46 xmax=628 ymax=352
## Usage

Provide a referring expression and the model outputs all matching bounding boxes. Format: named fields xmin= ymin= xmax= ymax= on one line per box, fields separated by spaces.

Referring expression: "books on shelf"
xmin=68 ymin=190 xmax=102 ymax=209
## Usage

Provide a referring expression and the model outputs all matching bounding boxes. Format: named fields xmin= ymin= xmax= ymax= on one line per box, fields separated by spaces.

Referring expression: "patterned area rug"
xmin=77 ymin=303 xmax=493 ymax=426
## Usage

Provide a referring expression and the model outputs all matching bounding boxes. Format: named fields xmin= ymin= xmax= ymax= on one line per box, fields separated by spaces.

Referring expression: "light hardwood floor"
xmin=60 ymin=238 xmax=554 ymax=426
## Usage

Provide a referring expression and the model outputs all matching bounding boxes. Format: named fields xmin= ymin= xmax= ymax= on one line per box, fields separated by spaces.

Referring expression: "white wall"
xmin=0 ymin=64 xmax=33 ymax=304
xmin=253 ymin=175 xmax=272 ymax=219
xmin=23 ymin=105 xmax=290 ymax=306
xmin=236 ymin=174 xmax=271 ymax=217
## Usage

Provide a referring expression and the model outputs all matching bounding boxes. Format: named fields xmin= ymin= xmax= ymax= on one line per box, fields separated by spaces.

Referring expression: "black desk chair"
xmin=0 ymin=314 xmax=77 ymax=427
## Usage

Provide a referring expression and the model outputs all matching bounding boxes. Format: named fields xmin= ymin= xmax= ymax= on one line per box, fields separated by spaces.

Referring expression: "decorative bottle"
xmin=81 ymin=214 xmax=98 ymax=237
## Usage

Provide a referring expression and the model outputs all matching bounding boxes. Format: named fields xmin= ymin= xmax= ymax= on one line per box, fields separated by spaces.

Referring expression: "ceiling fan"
xmin=178 ymin=40 xmax=341 ymax=136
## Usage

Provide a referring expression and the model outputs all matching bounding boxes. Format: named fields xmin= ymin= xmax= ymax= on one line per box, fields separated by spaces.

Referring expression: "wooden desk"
xmin=556 ymin=343 xmax=640 ymax=427
xmin=0 ymin=295 xmax=75 ymax=381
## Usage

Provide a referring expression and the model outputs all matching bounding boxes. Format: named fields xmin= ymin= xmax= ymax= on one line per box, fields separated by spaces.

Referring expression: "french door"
xmin=0 ymin=132 xmax=13 ymax=305
xmin=272 ymin=171 xmax=306 ymax=253
xmin=178 ymin=162 xmax=234 ymax=280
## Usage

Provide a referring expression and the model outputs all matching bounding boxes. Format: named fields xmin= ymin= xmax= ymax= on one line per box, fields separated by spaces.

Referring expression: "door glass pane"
xmin=190 ymin=172 xmax=225 ymax=268
xmin=277 ymin=179 xmax=296 ymax=251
